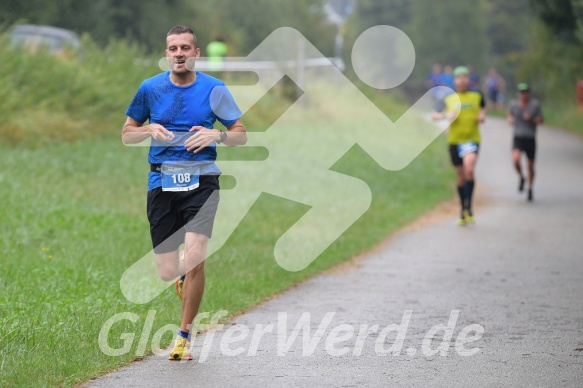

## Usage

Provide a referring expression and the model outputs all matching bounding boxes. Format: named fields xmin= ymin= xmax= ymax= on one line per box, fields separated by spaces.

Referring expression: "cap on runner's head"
xmin=453 ymin=66 xmax=469 ymax=77
xmin=517 ymin=83 xmax=530 ymax=92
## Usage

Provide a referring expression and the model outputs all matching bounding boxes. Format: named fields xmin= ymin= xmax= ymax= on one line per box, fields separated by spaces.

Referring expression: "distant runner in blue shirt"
xmin=427 ymin=63 xmax=443 ymax=102
xmin=439 ymin=65 xmax=455 ymax=89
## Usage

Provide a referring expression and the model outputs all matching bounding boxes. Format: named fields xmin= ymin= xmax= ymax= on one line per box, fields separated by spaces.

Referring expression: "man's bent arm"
xmin=223 ymin=118 xmax=247 ymax=146
xmin=121 ymin=117 xmax=174 ymax=144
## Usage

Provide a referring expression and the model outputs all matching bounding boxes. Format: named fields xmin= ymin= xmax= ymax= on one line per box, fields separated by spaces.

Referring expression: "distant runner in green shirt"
xmin=433 ymin=66 xmax=486 ymax=225
xmin=206 ymin=36 xmax=227 ymax=72
xmin=507 ymin=83 xmax=544 ymax=202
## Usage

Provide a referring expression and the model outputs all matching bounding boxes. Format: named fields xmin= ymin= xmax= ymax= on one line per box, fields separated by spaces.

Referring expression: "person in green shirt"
xmin=432 ymin=66 xmax=487 ymax=225
xmin=206 ymin=36 xmax=227 ymax=72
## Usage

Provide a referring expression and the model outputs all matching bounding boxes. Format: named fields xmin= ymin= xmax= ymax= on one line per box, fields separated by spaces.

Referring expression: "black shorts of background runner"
xmin=449 ymin=144 xmax=480 ymax=167
xmin=147 ymin=174 xmax=220 ymax=254
xmin=513 ymin=137 xmax=536 ymax=161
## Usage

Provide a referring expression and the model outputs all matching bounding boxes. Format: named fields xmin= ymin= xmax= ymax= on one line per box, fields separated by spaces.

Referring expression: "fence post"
xmin=296 ymin=37 xmax=305 ymax=100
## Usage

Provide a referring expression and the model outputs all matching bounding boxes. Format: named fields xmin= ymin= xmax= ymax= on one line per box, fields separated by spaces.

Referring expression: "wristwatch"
xmin=217 ymin=130 xmax=227 ymax=144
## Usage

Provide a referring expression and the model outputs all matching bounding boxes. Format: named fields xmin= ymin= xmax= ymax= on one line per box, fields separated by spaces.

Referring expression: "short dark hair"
xmin=166 ymin=25 xmax=197 ymax=47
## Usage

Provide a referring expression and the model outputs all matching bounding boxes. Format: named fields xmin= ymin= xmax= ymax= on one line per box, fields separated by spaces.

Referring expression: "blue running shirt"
xmin=125 ymin=71 xmax=241 ymax=191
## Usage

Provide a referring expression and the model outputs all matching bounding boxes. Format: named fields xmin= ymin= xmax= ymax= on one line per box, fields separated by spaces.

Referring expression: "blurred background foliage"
xmin=1 ymin=0 xmax=583 ymax=142
xmin=0 ymin=0 xmax=336 ymax=56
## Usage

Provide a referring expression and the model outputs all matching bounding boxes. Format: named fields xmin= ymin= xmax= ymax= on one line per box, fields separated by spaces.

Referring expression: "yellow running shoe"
xmin=463 ymin=209 xmax=475 ymax=223
xmin=175 ymin=277 xmax=184 ymax=300
xmin=168 ymin=335 xmax=193 ymax=361
xmin=457 ymin=210 xmax=467 ymax=226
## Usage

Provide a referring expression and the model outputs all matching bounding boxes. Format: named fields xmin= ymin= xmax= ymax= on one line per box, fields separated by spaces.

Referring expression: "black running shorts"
xmin=147 ymin=174 xmax=220 ymax=254
xmin=513 ymin=137 xmax=536 ymax=161
xmin=449 ymin=143 xmax=480 ymax=167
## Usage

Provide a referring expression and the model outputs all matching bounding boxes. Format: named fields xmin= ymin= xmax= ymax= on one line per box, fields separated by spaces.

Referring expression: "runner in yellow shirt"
xmin=432 ymin=66 xmax=486 ymax=225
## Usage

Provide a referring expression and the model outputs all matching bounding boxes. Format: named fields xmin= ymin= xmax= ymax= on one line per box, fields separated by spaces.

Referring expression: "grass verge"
xmin=543 ymin=104 xmax=583 ymax=137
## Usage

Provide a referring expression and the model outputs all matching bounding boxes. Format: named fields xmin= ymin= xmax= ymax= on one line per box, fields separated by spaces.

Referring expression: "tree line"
xmin=345 ymin=0 xmax=583 ymax=102
xmin=0 ymin=0 xmax=335 ymax=55
xmin=1 ymin=0 xmax=581 ymax=102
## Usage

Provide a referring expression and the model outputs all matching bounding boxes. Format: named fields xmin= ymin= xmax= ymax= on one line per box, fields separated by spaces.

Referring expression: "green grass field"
xmin=0 ymin=37 xmax=455 ymax=386
xmin=544 ymin=105 xmax=583 ymax=137
xmin=0 ymin=135 xmax=455 ymax=386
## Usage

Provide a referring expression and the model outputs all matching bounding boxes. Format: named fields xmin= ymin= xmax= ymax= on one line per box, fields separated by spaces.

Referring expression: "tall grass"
xmin=0 ymin=34 xmax=158 ymax=145
xmin=541 ymin=105 xmax=583 ymax=137
xmin=0 ymin=136 xmax=453 ymax=387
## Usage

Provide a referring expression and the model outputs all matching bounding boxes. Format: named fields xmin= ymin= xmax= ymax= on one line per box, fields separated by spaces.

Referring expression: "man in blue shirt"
xmin=427 ymin=63 xmax=443 ymax=102
xmin=122 ymin=25 xmax=247 ymax=360
xmin=439 ymin=65 xmax=455 ymax=89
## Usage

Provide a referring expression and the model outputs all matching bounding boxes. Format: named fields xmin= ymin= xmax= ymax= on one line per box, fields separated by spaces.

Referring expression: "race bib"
xmin=457 ymin=142 xmax=478 ymax=158
xmin=161 ymin=161 xmax=200 ymax=192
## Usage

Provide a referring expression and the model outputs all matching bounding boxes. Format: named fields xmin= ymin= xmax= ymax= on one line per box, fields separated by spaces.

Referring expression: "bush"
xmin=0 ymin=33 xmax=159 ymax=146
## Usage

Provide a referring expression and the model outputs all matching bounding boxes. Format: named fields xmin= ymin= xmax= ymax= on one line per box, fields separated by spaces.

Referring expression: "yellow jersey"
xmin=441 ymin=89 xmax=485 ymax=144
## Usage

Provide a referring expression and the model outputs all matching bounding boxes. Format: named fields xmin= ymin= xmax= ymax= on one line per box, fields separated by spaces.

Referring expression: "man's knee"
xmin=154 ymin=251 xmax=179 ymax=281
xmin=454 ymin=165 xmax=464 ymax=178
xmin=463 ymin=155 xmax=477 ymax=178
xmin=512 ymin=150 xmax=521 ymax=163
xmin=156 ymin=265 xmax=177 ymax=282
xmin=462 ymin=164 xmax=474 ymax=180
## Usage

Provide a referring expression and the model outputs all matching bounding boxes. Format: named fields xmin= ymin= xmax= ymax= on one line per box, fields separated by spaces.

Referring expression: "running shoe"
xmin=168 ymin=335 xmax=193 ymax=361
xmin=175 ymin=276 xmax=185 ymax=300
xmin=457 ymin=211 xmax=467 ymax=226
xmin=463 ymin=209 xmax=476 ymax=223
xmin=519 ymin=177 xmax=525 ymax=192
xmin=527 ymin=189 xmax=533 ymax=202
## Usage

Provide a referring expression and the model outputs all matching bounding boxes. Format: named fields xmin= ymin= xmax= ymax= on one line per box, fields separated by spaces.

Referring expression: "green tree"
xmin=529 ymin=0 xmax=581 ymax=42
xmin=1 ymin=0 xmax=197 ymax=50
xmin=343 ymin=0 xmax=412 ymax=69
xmin=1 ymin=0 xmax=333 ymax=54
xmin=407 ymin=0 xmax=491 ymax=87
xmin=346 ymin=0 xmax=411 ymax=31
xmin=482 ymin=0 xmax=530 ymax=86
xmin=517 ymin=0 xmax=583 ymax=102
xmin=191 ymin=0 xmax=335 ymax=56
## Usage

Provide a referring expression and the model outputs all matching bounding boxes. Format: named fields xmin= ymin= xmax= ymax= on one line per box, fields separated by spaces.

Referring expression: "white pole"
xmin=296 ymin=36 xmax=305 ymax=99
